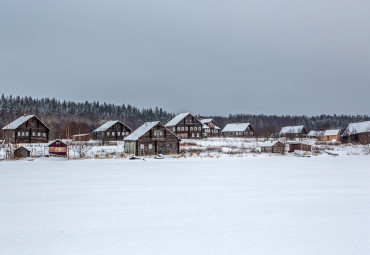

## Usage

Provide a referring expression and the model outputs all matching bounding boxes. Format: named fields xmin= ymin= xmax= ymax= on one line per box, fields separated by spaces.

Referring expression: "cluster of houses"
xmin=2 ymin=113 xmax=370 ymax=158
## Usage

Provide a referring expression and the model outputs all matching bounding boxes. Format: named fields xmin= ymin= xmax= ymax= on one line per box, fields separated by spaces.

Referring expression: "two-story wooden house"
xmin=342 ymin=121 xmax=370 ymax=144
xmin=165 ymin=113 xmax=203 ymax=139
xmin=124 ymin=121 xmax=180 ymax=156
xmin=2 ymin=115 xmax=50 ymax=144
xmin=221 ymin=123 xmax=255 ymax=138
xmin=200 ymin=118 xmax=221 ymax=137
xmin=92 ymin=120 xmax=132 ymax=141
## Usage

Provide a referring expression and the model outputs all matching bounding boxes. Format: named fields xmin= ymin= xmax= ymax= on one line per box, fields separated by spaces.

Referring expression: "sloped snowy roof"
xmin=124 ymin=122 xmax=160 ymax=141
xmin=307 ymin=130 xmax=324 ymax=137
xmin=165 ymin=113 xmax=191 ymax=127
xmin=48 ymin=139 xmax=67 ymax=146
xmin=324 ymin=129 xmax=341 ymax=136
xmin=93 ymin=120 xmax=131 ymax=132
xmin=343 ymin=121 xmax=370 ymax=135
xmin=200 ymin=118 xmax=213 ymax=124
xmin=259 ymin=141 xmax=282 ymax=147
xmin=72 ymin=133 xmax=90 ymax=137
xmin=279 ymin=125 xmax=305 ymax=135
xmin=221 ymin=123 xmax=252 ymax=132
xmin=2 ymin=115 xmax=49 ymax=130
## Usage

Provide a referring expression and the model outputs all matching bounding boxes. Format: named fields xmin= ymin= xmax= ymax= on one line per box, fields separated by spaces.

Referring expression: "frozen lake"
xmin=1 ymin=156 xmax=370 ymax=255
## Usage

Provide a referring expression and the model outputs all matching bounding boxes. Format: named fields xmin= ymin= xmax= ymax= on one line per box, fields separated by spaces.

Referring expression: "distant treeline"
xmin=0 ymin=94 xmax=369 ymax=139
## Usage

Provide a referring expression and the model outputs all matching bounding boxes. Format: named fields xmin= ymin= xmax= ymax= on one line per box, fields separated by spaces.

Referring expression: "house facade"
xmin=2 ymin=115 xmax=50 ymax=144
xmin=124 ymin=121 xmax=180 ymax=156
xmin=279 ymin=125 xmax=308 ymax=138
xmin=307 ymin=130 xmax=324 ymax=138
xmin=260 ymin=141 xmax=285 ymax=153
xmin=200 ymin=118 xmax=221 ymax=137
xmin=93 ymin=120 xmax=132 ymax=141
xmin=342 ymin=121 xmax=370 ymax=144
xmin=48 ymin=139 xmax=68 ymax=157
xmin=165 ymin=113 xmax=203 ymax=139
xmin=320 ymin=129 xmax=341 ymax=142
xmin=221 ymin=123 xmax=254 ymax=138
xmin=288 ymin=142 xmax=312 ymax=153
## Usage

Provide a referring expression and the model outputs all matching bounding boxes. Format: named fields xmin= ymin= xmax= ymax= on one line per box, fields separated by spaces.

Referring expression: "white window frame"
xmin=140 ymin=144 xmax=144 ymax=150
xmin=192 ymin=133 xmax=195 ymax=137
xmin=112 ymin=132 xmax=115 ymax=136
xmin=148 ymin=144 xmax=153 ymax=150
xmin=197 ymin=133 xmax=200 ymax=137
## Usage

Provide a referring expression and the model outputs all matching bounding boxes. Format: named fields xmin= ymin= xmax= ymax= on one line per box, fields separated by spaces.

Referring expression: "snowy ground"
xmin=1 ymin=156 xmax=370 ymax=255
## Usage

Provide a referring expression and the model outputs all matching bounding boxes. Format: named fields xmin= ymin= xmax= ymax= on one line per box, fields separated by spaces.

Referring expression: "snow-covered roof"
xmin=221 ymin=123 xmax=252 ymax=132
xmin=343 ymin=121 xmax=370 ymax=135
xmin=93 ymin=120 xmax=131 ymax=132
xmin=165 ymin=113 xmax=190 ymax=127
xmin=307 ymin=130 xmax=324 ymax=137
xmin=324 ymin=129 xmax=341 ymax=136
xmin=279 ymin=125 xmax=305 ymax=135
xmin=48 ymin=139 xmax=67 ymax=146
xmin=202 ymin=124 xmax=209 ymax=129
xmin=200 ymin=118 xmax=213 ymax=124
xmin=2 ymin=115 xmax=44 ymax=130
xmin=124 ymin=122 xmax=160 ymax=141
xmin=72 ymin=133 xmax=90 ymax=137
xmin=259 ymin=141 xmax=282 ymax=147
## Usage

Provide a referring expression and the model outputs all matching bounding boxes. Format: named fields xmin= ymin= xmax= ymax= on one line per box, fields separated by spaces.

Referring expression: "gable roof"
xmin=93 ymin=120 xmax=132 ymax=132
xmin=343 ymin=121 xmax=370 ymax=135
xmin=221 ymin=123 xmax=252 ymax=132
xmin=2 ymin=115 xmax=50 ymax=130
xmin=307 ymin=130 xmax=324 ymax=137
xmin=200 ymin=118 xmax=214 ymax=124
xmin=323 ymin=129 xmax=341 ymax=136
xmin=124 ymin=122 xmax=160 ymax=141
xmin=165 ymin=113 xmax=202 ymax=127
xmin=48 ymin=139 xmax=67 ymax=146
xmin=279 ymin=125 xmax=306 ymax=135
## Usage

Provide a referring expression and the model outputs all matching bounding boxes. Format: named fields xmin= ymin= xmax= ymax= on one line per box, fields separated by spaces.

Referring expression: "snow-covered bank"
xmin=1 ymin=156 xmax=370 ymax=255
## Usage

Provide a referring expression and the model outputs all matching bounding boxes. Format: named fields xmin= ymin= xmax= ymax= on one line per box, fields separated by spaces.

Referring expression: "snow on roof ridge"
xmin=344 ymin=121 xmax=370 ymax=135
xmin=279 ymin=125 xmax=305 ymax=134
xmin=165 ymin=112 xmax=192 ymax=127
xmin=93 ymin=120 xmax=131 ymax=132
xmin=2 ymin=115 xmax=50 ymax=130
xmin=124 ymin=121 xmax=160 ymax=141
xmin=323 ymin=129 xmax=341 ymax=136
xmin=221 ymin=123 xmax=251 ymax=132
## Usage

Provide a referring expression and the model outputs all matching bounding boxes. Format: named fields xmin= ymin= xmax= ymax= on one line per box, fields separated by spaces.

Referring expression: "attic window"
xmin=56 ymin=142 xmax=60 ymax=145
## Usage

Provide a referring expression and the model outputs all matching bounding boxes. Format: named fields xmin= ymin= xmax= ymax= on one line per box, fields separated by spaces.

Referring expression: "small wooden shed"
xmin=72 ymin=133 xmax=90 ymax=141
xmin=289 ymin=142 xmax=312 ymax=153
xmin=260 ymin=141 xmax=285 ymax=153
xmin=48 ymin=139 xmax=68 ymax=157
xmin=14 ymin=146 xmax=31 ymax=158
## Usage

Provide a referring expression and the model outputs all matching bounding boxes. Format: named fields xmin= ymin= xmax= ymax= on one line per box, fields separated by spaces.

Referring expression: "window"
xmin=148 ymin=144 xmax=153 ymax=150
xmin=107 ymin=132 xmax=110 ymax=136
xmin=18 ymin=132 xmax=21 ymax=136
xmin=140 ymin=144 xmax=144 ymax=150
xmin=177 ymin=127 xmax=181 ymax=131
xmin=190 ymin=127 xmax=193 ymax=131
xmin=26 ymin=132 xmax=29 ymax=136
xmin=192 ymin=133 xmax=195 ymax=137
xmin=43 ymin=133 xmax=46 ymax=137
xmin=21 ymin=132 xmax=24 ymax=136
xmin=31 ymin=122 xmax=34 ymax=126
xmin=112 ymin=132 xmax=115 ymax=136
xmin=32 ymin=132 xmax=35 ymax=136
xmin=181 ymin=127 xmax=184 ymax=131
xmin=173 ymin=127 xmax=176 ymax=132
xmin=38 ymin=132 xmax=41 ymax=136
xmin=185 ymin=127 xmax=188 ymax=131
xmin=117 ymin=132 xmax=121 ymax=136
xmin=126 ymin=132 xmax=130 ymax=136
xmin=197 ymin=133 xmax=200 ymax=137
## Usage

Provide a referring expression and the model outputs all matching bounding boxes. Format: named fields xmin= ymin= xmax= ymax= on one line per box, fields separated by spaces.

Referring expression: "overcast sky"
xmin=1 ymin=0 xmax=369 ymax=116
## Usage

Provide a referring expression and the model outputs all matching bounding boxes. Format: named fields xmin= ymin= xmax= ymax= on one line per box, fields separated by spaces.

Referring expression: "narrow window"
xmin=177 ymin=127 xmax=181 ymax=131
xmin=140 ymin=144 xmax=144 ymax=150
xmin=149 ymin=144 xmax=153 ymax=150
xmin=190 ymin=127 xmax=193 ymax=131
xmin=192 ymin=133 xmax=195 ymax=137
xmin=112 ymin=132 xmax=115 ymax=136
xmin=18 ymin=132 xmax=21 ymax=136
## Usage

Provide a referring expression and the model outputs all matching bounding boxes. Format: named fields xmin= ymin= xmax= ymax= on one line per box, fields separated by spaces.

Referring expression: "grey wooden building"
xmin=92 ymin=120 xmax=132 ymax=141
xmin=165 ymin=113 xmax=203 ymax=139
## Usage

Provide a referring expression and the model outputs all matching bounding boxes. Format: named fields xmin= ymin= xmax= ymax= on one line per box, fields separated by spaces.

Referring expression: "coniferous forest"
xmin=0 ymin=94 xmax=369 ymax=139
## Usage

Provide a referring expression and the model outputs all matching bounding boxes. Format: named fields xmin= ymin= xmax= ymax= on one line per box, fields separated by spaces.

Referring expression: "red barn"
xmin=48 ymin=139 xmax=68 ymax=157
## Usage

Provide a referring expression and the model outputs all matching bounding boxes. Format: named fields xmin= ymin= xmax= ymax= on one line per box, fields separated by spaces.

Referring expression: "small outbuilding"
xmin=279 ymin=125 xmax=308 ymax=138
xmin=221 ymin=123 xmax=255 ymax=138
xmin=48 ymin=139 xmax=68 ymax=157
xmin=320 ymin=129 xmax=341 ymax=142
xmin=72 ymin=133 xmax=90 ymax=141
xmin=289 ymin=142 xmax=312 ymax=153
xmin=259 ymin=141 xmax=285 ymax=153
xmin=13 ymin=146 xmax=31 ymax=158
xmin=342 ymin=121 xmax=370 ymax=144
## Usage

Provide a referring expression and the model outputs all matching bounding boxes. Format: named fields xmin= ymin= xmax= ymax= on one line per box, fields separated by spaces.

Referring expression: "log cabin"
xmin=92 ymin=120 xmax=132 ymax=141
xmin=307 ymin=130 xmax=324 ymax=139
xmin=124 ymin=121 xmax=180 ymax=156
xmin=13 ymin=146 xmax=31 ymax=158
xmin=320 ymin=130 xmax=341 ymax=142
xmin=288 ymin=142 xmax=312 ymax=153
xmin=279 ymin=125 xmax=308 ymax=138
xmin=2 ymin=115 xmax=50 ymax=144
xmin=200 ymin=118 xmax=221 ymax=137
xmin=259 ymin=141 xmax=285 ymax=153
xmin=342 ymin=121 xmax=370 ymax=144
xmin=165 ymin=113 xmax=203 ymax=139
xmin=221 ymin=123 xmax=254 ymax=138
xmin=48 ymin=139 xmax=68 ymax=157
xmin=72 ymin=133 xmax=90 ymax=142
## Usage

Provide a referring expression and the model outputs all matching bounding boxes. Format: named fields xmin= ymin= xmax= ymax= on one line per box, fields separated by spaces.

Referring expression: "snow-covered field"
xmin=1 ymin=156 xmax=370 ymax=255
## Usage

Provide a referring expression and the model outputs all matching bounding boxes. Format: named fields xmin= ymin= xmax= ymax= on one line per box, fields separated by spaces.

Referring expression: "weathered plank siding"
xmin=48 ymin=140 xmax=68 ymax=157
xmin=13 ymin=147 xmax=31 ymax=158
xmin=166 ymin=113 xmax=203 ymax=139
xmin=93 ymin=121 xmax=132 ymax=141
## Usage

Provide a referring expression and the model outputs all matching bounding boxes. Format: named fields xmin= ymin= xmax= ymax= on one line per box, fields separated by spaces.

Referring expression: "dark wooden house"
xmin=221 ymin=123 xmax=255 ymax=138
xmin=124 ymin=121 xmax=180 ymax=156
xmin=165 ymin=113 xmax=203 ymax=139
xmin=342 ymin=121 xmax=370 ymax=144
xmin=13 ymin=146 xmax=31 ymax=158
xmin=289 ymin=142 xmax=312 ymax=153
xmin=48 ymin=139 xmax=68 ymax=157
xmin=200 ymin=118 xmax=221 ymax=138
xmin=93 ymin=120 xmax=132 ymax=141
xmin=279 ymin=125 xmax=308 ymax=138
xmin=260 ymin=141 xmax=285 ymax=153
xmin=2 ymin=115 xmax=50 ymax=144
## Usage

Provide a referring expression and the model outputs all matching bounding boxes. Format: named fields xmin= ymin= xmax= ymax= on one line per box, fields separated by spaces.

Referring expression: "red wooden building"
xmin=48 ymin=139 xmax=68 ymax=157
